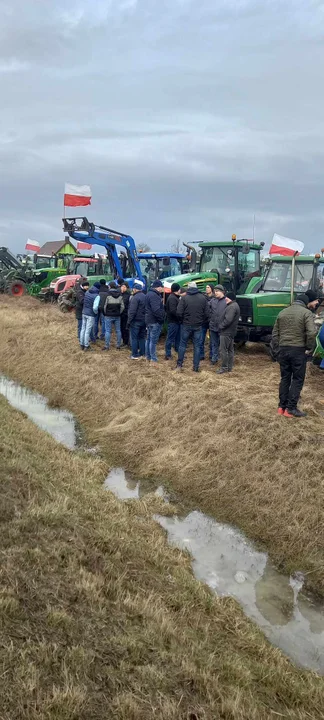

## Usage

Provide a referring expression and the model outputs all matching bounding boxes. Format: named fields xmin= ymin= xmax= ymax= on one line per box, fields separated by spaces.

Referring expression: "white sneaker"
xmin=130 ymin=356 xmax=140 ymax=360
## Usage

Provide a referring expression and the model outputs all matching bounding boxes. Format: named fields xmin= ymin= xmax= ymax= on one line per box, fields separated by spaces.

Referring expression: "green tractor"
xmin=236 ymin=253 xmax=324 ymax=344
xmin=0 ymin=247 xmax=71 ymax=297
xmin=162 ymin=236 xmax=265 ymax=297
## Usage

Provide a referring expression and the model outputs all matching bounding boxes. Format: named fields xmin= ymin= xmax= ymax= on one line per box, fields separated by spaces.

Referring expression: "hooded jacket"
xmin=121 ymin=289 xmax=131 ymax=316
xmin=219 ymin=301 xmax=240 ymax=337
xmin=166 ymin=292 xmax=180 ymax=324
xmin=83 ymin=286 xmax=99 ymax=317
xmin=176 ymin=287 xmax=210 ymax=328
xmin=145 ymin=289 xmax=165 ymax=325
xmin=75 ymin=286 xmax=87 ymax=320
xmin=272 ymin=300 xmax=317 ymax=350
xmin=102 ymin=288 xmax=125 ymax=317
xmin=209 ymin=296 xmax=227 ymax=332
xmin=128 ymin=291 xmax=146 ymax=325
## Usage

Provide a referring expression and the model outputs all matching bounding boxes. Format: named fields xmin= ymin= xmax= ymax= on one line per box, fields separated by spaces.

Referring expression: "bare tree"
xmin=171 ymin=238 xmax=182 ymax=253
xmin=136 ymin=242 xmax=151 ymax=252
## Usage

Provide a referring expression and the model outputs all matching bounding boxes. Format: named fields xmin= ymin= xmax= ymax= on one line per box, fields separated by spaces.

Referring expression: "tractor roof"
xmin=269 ymin=255 xmax=324 ymax=263
xmin=199 ymin=240 xmax=263 ymax=250
xmin=138 ymin=252 xmax=186 ymax=259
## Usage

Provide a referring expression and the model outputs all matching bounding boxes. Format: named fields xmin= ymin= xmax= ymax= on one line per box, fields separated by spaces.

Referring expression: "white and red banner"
xmin=269 ymin=233 xmax=304 ymax=256
xmin=77 ymin=241 xmax=92 ymax=251
xmin=64 ymin=183 xmax=91 ymax=207
xmin=25 ymin=239 xmax=40 ymax=253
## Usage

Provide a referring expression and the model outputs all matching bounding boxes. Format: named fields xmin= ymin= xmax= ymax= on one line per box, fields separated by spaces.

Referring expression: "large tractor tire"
xmin=6 ymin=280 xmax=27 ymax=297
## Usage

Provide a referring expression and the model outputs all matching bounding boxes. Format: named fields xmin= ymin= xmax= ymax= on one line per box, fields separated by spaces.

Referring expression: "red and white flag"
xmin=25 ymin=239 xmax=40 ymax=253
xmin=77 ymin=241 xmax=92 ymax=251
xmin=269 ymin=233 xmax=304 ymax=256
xmin=64 ymin=183 xmax=91 ymax=207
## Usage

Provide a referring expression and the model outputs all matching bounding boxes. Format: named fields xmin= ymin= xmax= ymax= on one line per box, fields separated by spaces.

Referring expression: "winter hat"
xmin=99 ymin=278 xmax=107 ymax=286
xmin=152 ymin=279 xmax=163 ymax=288
xmin=133 ymin=282 xmax=143 ymax=290
xmin=304 ymin=289 xmax=319 ymax=303
xmin=206 ymin=282 xmax=215 ymax=291
xmin=187 ymin=281 xmax=197 ymax=289
xmin=171 ymin=283 xmax=181 ymax=292
xmin=93 ymin=282 xmax=101 ymax=289
xmin=214 ymin=284 xmax=225 ymax=292
xmin=226 ymin=291 xmax=236 ymax=302
xmin=296 ymin=293 xmax=311 ymax=306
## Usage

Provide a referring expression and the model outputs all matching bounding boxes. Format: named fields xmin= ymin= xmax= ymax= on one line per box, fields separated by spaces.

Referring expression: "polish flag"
xmin=269 ymin=233 xmax=304 ymax=256
xmin=77 ymin=241 xmax=92 ymax=251
xmin=25 ymin=239 xmax=40 ymax=253
xmin=64 ymin=183 xmax=91 ymax=207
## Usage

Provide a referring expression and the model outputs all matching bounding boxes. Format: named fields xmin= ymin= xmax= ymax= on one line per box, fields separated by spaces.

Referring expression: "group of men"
xmin=75 ymin=278 xmax=240 ymax=374
xmin=74 ymin=277 xmax=322 ymax=416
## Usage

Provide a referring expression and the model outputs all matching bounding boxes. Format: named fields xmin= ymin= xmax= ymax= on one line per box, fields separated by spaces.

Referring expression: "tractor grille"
xmin=237 ymin=297 xmax=253 ymax=325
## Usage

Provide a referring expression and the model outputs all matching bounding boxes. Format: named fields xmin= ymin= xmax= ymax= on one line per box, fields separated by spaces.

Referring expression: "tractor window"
xmin=200 ymin=247 xmax=234 ymax=273
xmin=158 ymin=257 xmax=182 ymax=279
xmin=73 ymin=261 xmax=98 ymax=276
xmin=315 ymin=264 xmax=324 ymax=295
xmin=238 ymin=249 xmax=260 ymax=274
xmin=263 ymin=262 xmax=314 ymax=292
xmin=139 ymin=258 xmax=158 ymax=284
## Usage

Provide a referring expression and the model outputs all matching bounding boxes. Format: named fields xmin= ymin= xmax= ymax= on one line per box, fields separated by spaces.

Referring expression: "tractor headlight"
xmin=239 ymin=316 xmax=242 ymax=322
xmin=247 ymin=316 xmax=253 ymax=323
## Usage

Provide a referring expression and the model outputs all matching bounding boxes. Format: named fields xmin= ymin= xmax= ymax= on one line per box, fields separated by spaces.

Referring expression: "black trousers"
xmin=278 ymin=347 xmax=307 ymax=411
xmin=121 ymin=314 xmax=129 ymax=345
xmin=220 ymin=335 xmax=234 ymax=371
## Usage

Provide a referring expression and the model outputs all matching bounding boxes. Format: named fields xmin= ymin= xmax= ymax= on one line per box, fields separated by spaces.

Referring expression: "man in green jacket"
xmin=272 ymin=291 xmax=319 ymax=417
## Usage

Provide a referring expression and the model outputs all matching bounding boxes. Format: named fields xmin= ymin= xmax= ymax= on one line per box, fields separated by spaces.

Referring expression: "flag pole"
xmin=290 ymin=251 xmax=298 ymax=306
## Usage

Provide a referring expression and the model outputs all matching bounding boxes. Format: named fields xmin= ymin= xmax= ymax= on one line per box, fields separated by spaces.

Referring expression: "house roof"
xmin=39 ymin=240 xmax=77 ymax=256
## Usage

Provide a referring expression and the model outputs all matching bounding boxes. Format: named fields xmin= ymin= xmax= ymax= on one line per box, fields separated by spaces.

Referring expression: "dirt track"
xmin=1 ymin=296 xmax=324 ymax=594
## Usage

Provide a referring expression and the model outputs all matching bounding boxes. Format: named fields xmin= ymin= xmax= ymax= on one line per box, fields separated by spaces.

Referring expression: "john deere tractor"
xmin=162 ymin=236 xmax=265 ymax=296
xmin=236 ymin=253 xmax=324 ymax=344
xmin=0 ymin=247 xmax=70 ymax=297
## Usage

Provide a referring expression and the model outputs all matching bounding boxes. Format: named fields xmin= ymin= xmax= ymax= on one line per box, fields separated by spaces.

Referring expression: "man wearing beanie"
xmin=145 ymin=279 xmax=165 ymax=363
xmin=176 ymin=281 xmax=210 ymax=372
xmin=272 ymin=291 xmax=319 ymax=417
xmin=217 ymin=291 xmax=240 ymax=375
xmin=165 ymin=283 xmax=181 ymax=360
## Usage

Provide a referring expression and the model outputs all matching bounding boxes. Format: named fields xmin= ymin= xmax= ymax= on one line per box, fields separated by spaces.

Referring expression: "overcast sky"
xmin=1 ymin=0 xmax=324 ymax=254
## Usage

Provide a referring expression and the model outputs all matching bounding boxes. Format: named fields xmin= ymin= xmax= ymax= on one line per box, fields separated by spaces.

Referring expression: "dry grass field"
xmin=2 ymin=394 xmax=324 ymax=719
xmin=0 ymin=296 xmax=323 ymax=597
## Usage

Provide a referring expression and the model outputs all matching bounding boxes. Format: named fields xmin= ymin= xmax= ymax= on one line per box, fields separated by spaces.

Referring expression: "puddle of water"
xmin=0 ymin=375 xmax=81 ymax=450
xmin=155 ymin=511 xmax=324 ymax=674
xmin=104 ymin=467 xmax=167 ymax=501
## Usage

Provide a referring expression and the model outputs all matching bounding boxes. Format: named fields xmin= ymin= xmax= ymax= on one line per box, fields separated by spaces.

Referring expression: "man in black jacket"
xmin=145 ymin=280 xmax=165 ymax=363
xmin=100 ymin=281 xmax=124 ymax=350
xmin=165 ymin=283 xmax=181 ymax=360
xmin=120 ymin=281 xmax=131 ymax=347
xmin=176 ymin=281 xmax=210 ymax=372
xmin=209 ymin=285 xmax=227 ymax=364
xmin=128 ymin=282 xmax=146 ymax=359
xmin=75 ymin=279 xmax=89 ymax=340
xmin=217 ymin=291 xmax=240 ymax=374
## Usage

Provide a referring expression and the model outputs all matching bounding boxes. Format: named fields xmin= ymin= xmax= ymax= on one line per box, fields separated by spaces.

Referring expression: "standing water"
xmin=0 ymin=375 xmax=81 ymax=450
xmin=156 ymin=511 xmax=324 ymax=674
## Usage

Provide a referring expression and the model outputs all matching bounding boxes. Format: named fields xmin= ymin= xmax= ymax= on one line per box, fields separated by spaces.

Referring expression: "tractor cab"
xmin=162 ymin=237 xmax=264 ymax=295
xmin=237 ymin=254 xmax=324 ymax=344
xmin=138 ymin=252 xmax=186 ymax=286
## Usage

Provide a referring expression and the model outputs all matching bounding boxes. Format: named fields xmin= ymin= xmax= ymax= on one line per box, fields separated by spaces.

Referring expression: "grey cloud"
xmin=1 ymin=0 xmax=324 ymax=253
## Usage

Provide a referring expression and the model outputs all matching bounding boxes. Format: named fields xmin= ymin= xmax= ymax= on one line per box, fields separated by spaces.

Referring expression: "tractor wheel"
xmin=6 ymin=280 xmax=26 ymax=297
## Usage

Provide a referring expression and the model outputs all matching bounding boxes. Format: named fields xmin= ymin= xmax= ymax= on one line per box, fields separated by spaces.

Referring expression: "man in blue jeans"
xmin=128 ymin=282 xmax=146 ymax=359
xmin=80 ymin=284 xmax=100 ymax=351
xmin=176 ymin=281 xmax=210 ymax=372
xmin=98 ymin=281 xmax=124 ymax=350
xmin=145 ymin=279 xmax=165 ymax=363
xmin=165 ymin=283 xmax=181 ymax=360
